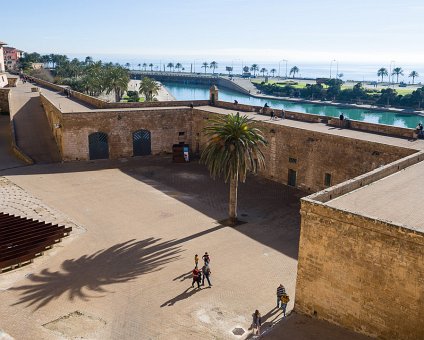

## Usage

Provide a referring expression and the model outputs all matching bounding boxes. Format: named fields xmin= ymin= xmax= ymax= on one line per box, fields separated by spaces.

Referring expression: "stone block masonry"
xmin=295 ymin=199 xmax=424 ymax=339
xmin=0 ymin=88 xmax=10 ymax=113
xmin=60 ymin=108 xmax=193 ymax=161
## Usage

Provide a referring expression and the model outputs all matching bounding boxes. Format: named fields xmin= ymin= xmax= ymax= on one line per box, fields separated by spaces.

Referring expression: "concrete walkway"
xmin=9 ymin=82 xmax=61 ymax=163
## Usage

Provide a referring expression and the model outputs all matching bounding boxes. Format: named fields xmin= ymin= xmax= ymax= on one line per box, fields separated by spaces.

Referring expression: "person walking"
xmin=202 ymin=252 xmax=210 ymax=265
xmin=192 ymin=267 xmax=201 ymax=288
xmin=252 ymin=310 xmax=262 ymax=335
xmin=276 ymin=284 xmax=286 ymax=308
xmin=194 ymin=254 xmax=199 ymax=268
xmin=280 ymin=292 xmax=290 ymax=316
xmin=270 ymin=110 xmax=275 ymax=120
xmin=202 ymin=264 xmax=212 ymax=287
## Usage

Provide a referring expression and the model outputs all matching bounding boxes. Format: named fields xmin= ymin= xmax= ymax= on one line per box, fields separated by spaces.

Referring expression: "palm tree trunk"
xmin=229 ymin=174 xmax=238 ymax=224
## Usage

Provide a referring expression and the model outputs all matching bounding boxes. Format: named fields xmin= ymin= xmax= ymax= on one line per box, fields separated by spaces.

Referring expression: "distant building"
xmin=3 ymin=46 xmax=23 ymax=71
xmin=0 ymin=41 xmax=7 ymax=88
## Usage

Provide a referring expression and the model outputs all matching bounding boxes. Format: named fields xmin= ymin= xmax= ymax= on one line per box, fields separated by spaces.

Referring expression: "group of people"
xmin=191 ymin=252 xmax=212 ymax=288
xmin=251 ymin=284 xmax=290 ymax=336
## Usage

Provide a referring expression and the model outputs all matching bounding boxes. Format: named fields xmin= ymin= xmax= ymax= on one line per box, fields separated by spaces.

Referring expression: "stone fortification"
xmin=296 ymin=198 xmax=424 ymax=339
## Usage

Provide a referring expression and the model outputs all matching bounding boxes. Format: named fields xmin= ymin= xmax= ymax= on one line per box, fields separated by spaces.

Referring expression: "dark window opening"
xmin=324 ymin=173 xmax=332 ymax=187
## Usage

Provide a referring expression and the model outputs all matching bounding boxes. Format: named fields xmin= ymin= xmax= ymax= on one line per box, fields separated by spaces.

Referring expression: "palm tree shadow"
xmin=10 ymin=238 xmax=183 ymax=310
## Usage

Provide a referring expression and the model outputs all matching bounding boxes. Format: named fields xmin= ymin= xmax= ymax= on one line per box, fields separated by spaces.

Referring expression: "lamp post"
xmin=330 ymin=59 xmax=336 ymax=79
xmin=278 ymin=59 xmax=287 ymax=78
xmin=389 ymin=60 xmax=395 ymax=88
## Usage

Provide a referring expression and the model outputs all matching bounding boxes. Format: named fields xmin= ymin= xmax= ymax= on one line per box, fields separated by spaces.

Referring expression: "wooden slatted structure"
xmin=0 ymin=212 xmax=72 ymax=273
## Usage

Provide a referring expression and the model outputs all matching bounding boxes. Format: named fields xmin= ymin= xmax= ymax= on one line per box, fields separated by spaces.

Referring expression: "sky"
xmin=2 ymin=0 xmax=424 ymax=64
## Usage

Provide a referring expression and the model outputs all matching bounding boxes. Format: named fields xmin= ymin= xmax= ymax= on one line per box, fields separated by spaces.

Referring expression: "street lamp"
xmin=389 ymin=60 xmax=395 ymax=87
xmin=330 ymin=59 xmax=336 ymax=78
xmin=278 ymin=59 xmax=287 ymax=78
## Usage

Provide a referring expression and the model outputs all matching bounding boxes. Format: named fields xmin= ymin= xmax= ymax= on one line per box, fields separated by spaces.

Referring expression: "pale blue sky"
xmin=2 ymin=0 xmax=423 ymax=63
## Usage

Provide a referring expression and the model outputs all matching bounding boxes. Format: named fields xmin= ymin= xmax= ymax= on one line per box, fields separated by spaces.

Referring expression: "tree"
xmin=210 ymin=61 xmax=218 ymax=74
xmin=411 ymin=87 xmax=424 ymax=108
xmin=167 ymin=62 xmax=174 ymax=72
xmin=290 ymin=66 xmax=299 ymax=78
xmin=149 ymin=63 xmax=154 ymax=71
xmin=104 ymin=65 xmax=130 ymax=102
xmin=137 ymin=63 xmax=141 ymax=71
xmin=380 ymin=88 xmax=397 ymax=106
xmin=243 ymin=66 xmax=249 ymax=73
xmin=225 ymin=66 xmax=233 ymax=76
xmin=270 ymin=68 xmax=277 ymax=77
xmin=260 ymin=68 xmax=267 ymax=77
xmin=85 ymin=56 xmax=93 ymax=66
xmin=392 ymin=67 xmax=404 ymax=83
xmin=175 ymin=63 xmax=182 ymax=72
xmin=377 ymin=68 xmax=388 ymax=82
xmin=139 ymin=77 xmax=160 ymax=101
xmin=250 ymin=64 xmax=259 ymax=76
xmin=142 ymin=63 xmax=147 ymax=71
xmin=125 ymin=63 xmax=131 ymax=70
xmin=40 ymin=55 xmax=51 ymax=68
xmin=200 ymin=112 xmax=267 ymax=225
xmin=202 ymin=62 xmax=209 ymax=74
xmin=409 ymin=71 xmax=419 ymax=84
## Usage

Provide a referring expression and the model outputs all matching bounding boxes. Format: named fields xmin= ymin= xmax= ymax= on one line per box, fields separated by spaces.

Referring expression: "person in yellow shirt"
xmin=194 ymin=254 xmax=199 ymax=268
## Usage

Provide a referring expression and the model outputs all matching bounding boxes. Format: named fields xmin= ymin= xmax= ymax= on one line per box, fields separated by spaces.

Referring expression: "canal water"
xmin=163 ymin=81 xmax=423 ymax=129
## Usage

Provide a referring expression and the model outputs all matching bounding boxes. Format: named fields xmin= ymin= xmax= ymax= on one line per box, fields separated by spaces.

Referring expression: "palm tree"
xmin=377 ymin=68 xmax=388 ymax=82
xmin=392 ymin=67 xmax=404 ymax=83
xmin=149 ymin=63 xmax=154 ymax=71
xmin=167 ymin=62 xmax=174 ymax=72
xmin=210 ymin=61 xmax=218 ymax=74
xmin=260 ymin=68 xmax=267 ymax=77
xmin=270 ymin=68 xmax=277 ymax=77
xmin=175 ymin=63 xmax=182 ymax=72
xmin=200 ymin=112 xmax=267 ymax=225
xmin=290 ymin=66 xmax=299 ymax=78
xmin=40 ymin=55 xmax=51 ymax=68
xmin=142 ymin=63 xmax=147 ymax=71
xmin=139 ymin=77 xmax=160 ymax=101
xmin=84 ymin=56 xmax=93 ymax=66
xmin=104 ymin=65 xmax=130 ymax=102
xmin=409 ymin=71 xmax=419 ymax=84
xmin=202 ymin=62 xmax=209 ymax=74
xmin=137 ymin=63 xmax=141 ymax=71
xmin=250 ymin=64 xmax=259 ymax=77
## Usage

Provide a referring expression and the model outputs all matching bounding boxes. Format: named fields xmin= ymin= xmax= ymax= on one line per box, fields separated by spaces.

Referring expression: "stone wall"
xmin=60 ymin=108 xmax=193 ymax=161
xmin=328 ymin=118 xmax=416 ymax=139
xmin=0 ymin=88 xmax=10 ymax=112
xmin=40 ymin=94 xmax=64 ymax=157
xmin=193 ymin=108 xmax=414 ymax=192
xmin=295 ymin=199 xmax=424 ymax=339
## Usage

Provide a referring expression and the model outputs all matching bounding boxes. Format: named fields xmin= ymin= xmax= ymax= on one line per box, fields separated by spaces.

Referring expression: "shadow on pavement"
xmin=10 ymin=238 xmax=183 ymax=310
xmin=1 ymin=156 xmax=306 ymax=259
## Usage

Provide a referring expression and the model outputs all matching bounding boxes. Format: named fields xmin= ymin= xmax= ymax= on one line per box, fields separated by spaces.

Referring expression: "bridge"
xmin=129 ymin=71 xmax=251 ymax=95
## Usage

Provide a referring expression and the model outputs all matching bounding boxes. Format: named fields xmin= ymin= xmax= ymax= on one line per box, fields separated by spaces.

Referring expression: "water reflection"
xmin=163 ymin=82 xmax=423 ymax=128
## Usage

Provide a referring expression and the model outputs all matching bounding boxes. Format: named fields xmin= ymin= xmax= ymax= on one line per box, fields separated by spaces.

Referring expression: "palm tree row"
xmin=377 ymin=67 xmax=419 ymax=84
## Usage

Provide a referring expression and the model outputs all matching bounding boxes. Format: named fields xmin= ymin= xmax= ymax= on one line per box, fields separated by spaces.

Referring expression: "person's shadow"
xmin=172 ymin=270 xmax=192 ymax=282
xmin=160 ymin=286 xmax=201 ymax=307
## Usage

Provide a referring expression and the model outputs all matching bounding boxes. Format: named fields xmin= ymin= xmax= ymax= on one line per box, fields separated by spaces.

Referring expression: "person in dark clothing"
xmin=252 ymin=310 xmax=262 ymax=335
xmin=201 ymin=264 xmax=212 ymax=287
xmin=202 ymin=252 xmax=210 ymax=265
xmin=270 ymin=110 xmax=275 ymax=120
xmin=276 ymin=284 xmax=286 ymax=308
xmin=234 ymin=100 xmax=238 ymax=104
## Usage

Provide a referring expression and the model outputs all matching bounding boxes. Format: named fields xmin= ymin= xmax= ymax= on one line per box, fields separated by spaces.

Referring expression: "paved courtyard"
xmin=0 ymin=156 xmax=303 ymax=339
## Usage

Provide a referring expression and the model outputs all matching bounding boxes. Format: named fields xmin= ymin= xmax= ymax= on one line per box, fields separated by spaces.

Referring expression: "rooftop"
xmin=326 ymin=160 xmax=424 ymax=233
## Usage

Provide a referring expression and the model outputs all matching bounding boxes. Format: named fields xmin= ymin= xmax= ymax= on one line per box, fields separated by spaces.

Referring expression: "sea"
xmin=66 ymin=54 xmax=424 ymax=84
